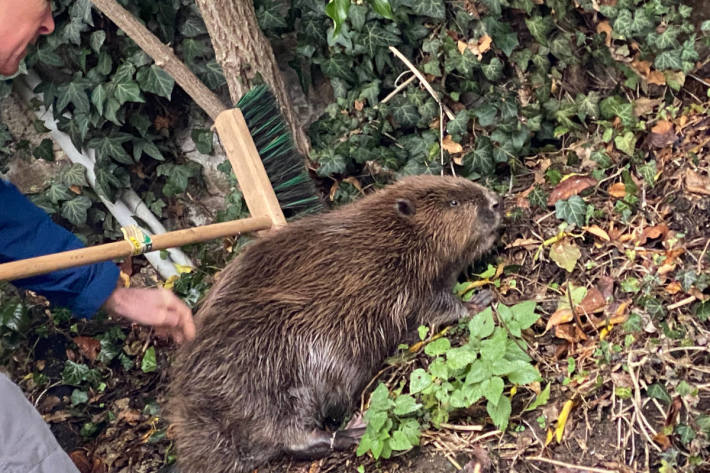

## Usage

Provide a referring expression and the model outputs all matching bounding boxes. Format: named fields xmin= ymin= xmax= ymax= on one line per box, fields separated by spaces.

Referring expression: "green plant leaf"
xmin=647 ymin=383 xmax=671 ymax=404
xmin=62 ymin=360 xmax=90 ymax=385
xmin=390 ymin=96 xmax=419 ymax=127
xmin=137 ymin=65 xmax=175 ymax=99
xmin=71 ymin=389 xmax=89 ymax=406
xmin=369 ymin=0 xmax=394 ymax=19
xmin=325 ymin=0 xmax=351 ymax=36
xmin=446 ymin=110 xmax=470 ymax=138
xmin=549 ymin=240 xmax=581 ymax=273
xmin=555 ymin=195 xmax=587 ymax=227
xmin=141 ymin=346 xmax=157 ymax=373
xmin=654 ymin=50 xmax=683 ymax=70
xmin=410 ymin=368 xmax=432 ymax=394
xmin=524 ymin=383 xmax=551 ymax=411
xmin=113 ymin=79 xmax=144 ymax=105
xmin=469 ymin=307 xmax=495 ymax=339
xmin=56 ymin=80 xmax=91 ymax=114
xmin=446 ymin=346 xmax=476 ymax=370
xmin=487 ymin=395 xmax=511 ymax=430
xmin=482 ymin=57 xmax=503 ymax=81
xmin=614 ymin=131 xmax=637 ymax=156
xmin=61 ymin=163 xmax=89 ymax=187
xmin=404 ymin=0 xmax=445 ymax=19
xmin=393 ymin=395 xmax=421 ymax=416
xmin=89 ymin=30 xmax=105 ymax=53
xmin=482 ymin=376 xmax=505 ymax=405
xmin=61 ymin=196 xmax=92 ymax=225
xmin=525 ymin=16 xmax=553 ymax=45
xmin=424 ymin=337 xmax=451 ymax=356
xmin=32 ymin=138 xmax=54 ymax=161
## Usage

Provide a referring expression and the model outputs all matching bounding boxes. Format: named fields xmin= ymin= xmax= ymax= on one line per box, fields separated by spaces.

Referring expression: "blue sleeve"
xmin=0 ymin=180 xmax=119 ymax=318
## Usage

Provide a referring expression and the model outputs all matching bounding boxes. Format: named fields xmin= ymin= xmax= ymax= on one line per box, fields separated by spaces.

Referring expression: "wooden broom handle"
xmin=0 ymin=216 xmax=272 ymax=281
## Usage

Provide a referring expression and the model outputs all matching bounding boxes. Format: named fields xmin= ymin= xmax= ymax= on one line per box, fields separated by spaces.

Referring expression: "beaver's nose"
xmin=489 ymin=194 xmax=503 ymax=216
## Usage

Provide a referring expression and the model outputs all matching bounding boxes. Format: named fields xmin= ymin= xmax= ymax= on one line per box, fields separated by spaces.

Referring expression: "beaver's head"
xmin=387 ymin=175 xmax=502 ymax=265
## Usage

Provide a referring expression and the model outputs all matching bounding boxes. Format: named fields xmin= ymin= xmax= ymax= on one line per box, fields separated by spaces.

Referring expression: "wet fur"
xmin=168 ymin=175 xmax=502 ymax=473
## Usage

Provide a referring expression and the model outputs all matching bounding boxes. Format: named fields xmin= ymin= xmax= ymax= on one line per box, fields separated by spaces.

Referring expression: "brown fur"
xmin=167 ymin=175 xmax=502 ymax=473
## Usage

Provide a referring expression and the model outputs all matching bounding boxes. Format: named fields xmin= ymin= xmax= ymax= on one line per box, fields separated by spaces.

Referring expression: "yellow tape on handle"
xmin=121 ymin=225 xmax=153 ymax=255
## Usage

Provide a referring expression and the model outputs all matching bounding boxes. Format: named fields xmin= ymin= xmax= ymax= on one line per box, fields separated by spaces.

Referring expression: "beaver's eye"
xmin=449 ymin=200 xmax=459 ymax=207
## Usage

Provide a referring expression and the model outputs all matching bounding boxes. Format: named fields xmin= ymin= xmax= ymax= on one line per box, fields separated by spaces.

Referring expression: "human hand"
xmin=103 ymin=287 xmax=196 ymax=344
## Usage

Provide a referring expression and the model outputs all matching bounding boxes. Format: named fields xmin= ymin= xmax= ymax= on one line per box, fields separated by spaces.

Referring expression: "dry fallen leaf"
xmin=549 ymin=240 xmax=582 ymax=273
xmin=637 ymin=223 xmax=669 ymax=245
xmin=555 ymin=400 xmax=575 ymax=442
xmin=576 ymin=287 xmax=606 ymax=314
xmin=633 ymin=97 xmax=661 ymax=117
xmin=546 ymin=308 xmax=573 ymax=331
xmin=647 ymin=70 xmax=666 ymax=85
xmin=547 ymin=175 xmax=597 ymax=206
xmin=665 ymin=281 xmax=682 ymax=295
xmin=608 ymin=182 xmax=626 ymax=198
xmin=583 ymin=225 xmax=611 ymax=241
xmin=442 ymin=134 xmax=464 ymax=155
xmin=73 ymin=336 xmax=101 ymax=363
xmin=596 ymin=21 xmax=612 ymax=47
xmin=647 ymin=120 xmax=676 ymax=148
xmin=686 ymin=169 xmax=710 ymax=195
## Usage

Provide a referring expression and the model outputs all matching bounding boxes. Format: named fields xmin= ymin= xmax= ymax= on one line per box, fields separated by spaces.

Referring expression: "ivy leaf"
xmin=89 ymin=134 xmax=133 ymax=164
xmin=47 ymin=183 xmax=72 ymax=204
xmin=359 ymin=79 xmax=381 ymax=105
xmin=141 ymin=346 xmax=157 ymax=373
xmin=647 ymin=383 xmax=671 ymax=404
xmin=613 ymin=9 xmax=633 ymax=37
xmin=614 ymin=131 xmax=637 ymax=156
xmin=361 ymin=22 xmax=402 ymax=57
xmin=61 ymin=196 xmax=92 ymax=226
xmin=487 ymin=395 xmax=511 ymax=430
xmin=472 ymin=104 xmax=497 ymax=127
xmin=62 ymin=360 xmax=90 ymax=386
xmin=71 ymin=389 xmax=89 ymax=406
xmin=91 ymin=84 xmax=107 ymax=116
xmin=390 ymin=97 xmax=419 ymax=128
xmin=315 ymin=149 xmax=347 ymax=177
xmin=61 ymin=163 xmax=89 ymax=187
xmin=466 ymin=137 xmax=495 ymax=176
xmin=446 ymin=110 xmax=470 ymax=139
xmin=62 ymin=17 xmax=88 ymax=46
xmin=36 ymin=45 xmax=64 ymax=67
xmin=403 ymin=0 xmax=445 ymax=19
xmin=113 ymin=79 xmax=144 ymax=105
xmin=525 ymin=16 xmax=553 ymax=45
xmin=89 ymin=31 xmax=106 ymax=53
xmin=555 ymin=195 xmax=587 ymax=227
xmin=133 ymin=139 xmax=165 ymax=162
xmin=410 ymin=368 xmax=432 ymax=394
xmin=33 ymin=138 xmax=54 ymax=161
xmin=575 ymin=92 xmax=600 ymax=121
xmin=599 ymin=96 xmax=635 ymax=127
xmin=482 ymin=57 xmax=503 ymax=81
xmin=137 ymin=65 xmax=175 ymax=99
xmin=321 ymin=54 xmax=353 ymax=80
xmin=56 ymin=80 xmax=91 ymax=115
xmin=192 ymin=128 xmax=214 ymax=154
xmin=256 ymin=1 xmax=288 ymax=31
xmin=654 ymin=50 xmax=683 ymax=70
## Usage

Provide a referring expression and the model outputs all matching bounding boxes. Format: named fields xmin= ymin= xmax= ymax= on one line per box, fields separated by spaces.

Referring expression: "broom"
xmin=0 ymin=0 xmax=322 ymax=281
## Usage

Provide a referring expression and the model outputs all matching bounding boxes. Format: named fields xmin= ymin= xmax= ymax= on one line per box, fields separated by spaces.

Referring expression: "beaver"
xmin=168 ymin=175 xmax=502 ymax=473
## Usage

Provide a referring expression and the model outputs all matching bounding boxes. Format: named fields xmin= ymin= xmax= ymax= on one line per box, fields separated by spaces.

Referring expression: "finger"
xmin=180 ymin=307 xmax=196 ymax=342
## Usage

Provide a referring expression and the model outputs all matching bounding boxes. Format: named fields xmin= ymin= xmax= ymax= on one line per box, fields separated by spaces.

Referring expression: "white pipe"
xmin=14 ymin=74 xmax=194 ymax=279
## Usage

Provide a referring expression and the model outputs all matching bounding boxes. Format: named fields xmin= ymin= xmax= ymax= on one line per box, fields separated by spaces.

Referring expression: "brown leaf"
xmin=686 ymin=169 xmax=710 ymax=195
xmin=547 ymin=176 xmax=597 ymax=206
xmin=597 ymin=276 xmax=615 ymax=300
xmin=442 ymin=135 xmax=464 ymax=154
xmin=69 ymin=185 xmax=82 ymax=195
xmin=117 ymin=407 xmax=142 ymax=425
xmin=637 ymin=224 xmax=669 ymax=245
xmin=647 ymin=120 xmax=675 ymax=148
xmin=546 ymin=308 xmax=573 ymax=331
xmin=647 ymin=70 xmax=666 ymax=85
xmin=608 ymin=182 xmax=626 ymax=198
xmin=653 ymin=432 xmax=672 ymax=450
xmin=583 ymin=225 xmax=610 ymax=241
xmin=550 ymin=240 xmax=581 ymax=273
xmin=633 ymin=97 xmax=661 ymax=117
xmin=70 ymin=450 xmax=92 ymax=473
xmin=478 ymin=34 xmax=492 ymax=54
xmin=44 ymin=410 xmax=72 ymax=423
xmin=665 ymin=281 xmax=682 ymax=295
xmin=73 ymin=336 xmax=101 ymax=362
xmin=596 ymin=21 xmax=612 ymax=47
xmin=576 ymin=287 xmax=606 ymax=314
xmin=354 ymin=99 xmax=365 ymax=111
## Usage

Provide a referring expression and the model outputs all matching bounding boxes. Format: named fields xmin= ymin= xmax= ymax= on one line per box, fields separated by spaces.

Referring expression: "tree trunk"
xmin=195 ymin=0 xmax=310 ymax=156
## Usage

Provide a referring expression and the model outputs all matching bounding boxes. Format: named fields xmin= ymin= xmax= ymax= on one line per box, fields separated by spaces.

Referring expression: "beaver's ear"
xmin=395 ymin=198 xmax=416 ymax=217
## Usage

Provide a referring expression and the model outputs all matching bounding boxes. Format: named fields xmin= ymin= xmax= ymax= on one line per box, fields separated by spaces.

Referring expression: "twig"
xmin=627 ymin=352 xmax=662 ymax=453
xmin=525 ymin=456 xmax=619 ymax=473
xmin=688 ymin=73 xmax=710 ymax=88
xmin=381 ymin=74 xmax=417 ymax=104
xmin=439 ymin=423 xmax=484 ymax=432
xmin=389 ymin=46 xmax=452 ymax=173
xmin=667 ymin=295 xmax=697 ymax=310
xmin=698 ymin=238 xmax=710 ymax=274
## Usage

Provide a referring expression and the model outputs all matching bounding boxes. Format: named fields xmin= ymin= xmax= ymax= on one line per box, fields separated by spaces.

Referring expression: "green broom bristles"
xmin=236 ymin=85 xmax=323 ymax=218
